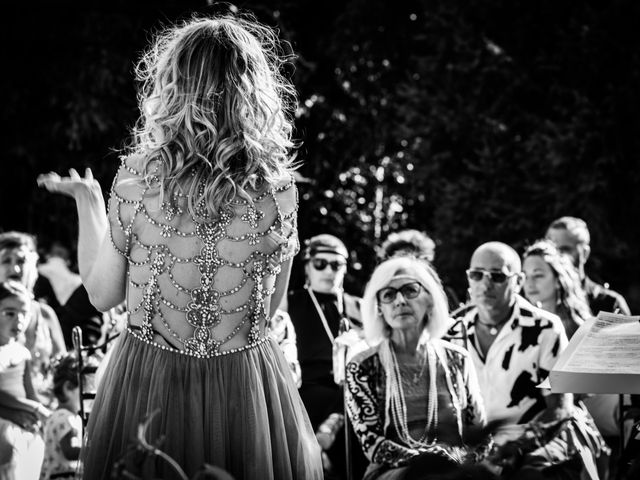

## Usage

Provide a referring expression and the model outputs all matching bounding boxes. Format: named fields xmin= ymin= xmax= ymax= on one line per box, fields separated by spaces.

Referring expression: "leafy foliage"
xmin=2 ymin=0 xmax=639 ymax=308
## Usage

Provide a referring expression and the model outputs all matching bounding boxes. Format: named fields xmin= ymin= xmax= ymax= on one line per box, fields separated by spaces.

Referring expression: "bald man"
xmin=452 ymin=242 xmax=572 ymax=433
xmin=449 ymin=243 xmax=609 ymax=478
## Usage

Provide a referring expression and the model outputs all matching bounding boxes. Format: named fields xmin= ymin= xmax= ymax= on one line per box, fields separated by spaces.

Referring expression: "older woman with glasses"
xmin=345 ymin=257 xmax=488 ymax=480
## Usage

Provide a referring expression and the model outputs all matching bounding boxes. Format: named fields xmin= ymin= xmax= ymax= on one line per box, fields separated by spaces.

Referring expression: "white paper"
xmin=560 ymin=312 xmax=640 ymax=374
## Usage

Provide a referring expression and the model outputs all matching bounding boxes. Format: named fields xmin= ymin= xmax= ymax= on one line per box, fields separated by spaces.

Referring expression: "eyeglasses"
xmin=466 ymin=269 xmax=514 ymax=284
xmin=376 ymin=282 xmax=424 ymax=304
xmin=310 ymin=258 xmax=347 ymax=272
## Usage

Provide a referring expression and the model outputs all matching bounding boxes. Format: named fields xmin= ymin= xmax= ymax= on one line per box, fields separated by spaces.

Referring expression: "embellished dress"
xmin=81 ymin=157 xmax=323 ymax=480
xmin=345 ymin=339 xmax=487 ymax=480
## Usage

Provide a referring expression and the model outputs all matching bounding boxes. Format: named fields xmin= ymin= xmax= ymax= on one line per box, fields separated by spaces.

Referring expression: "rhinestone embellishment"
xmin=107 ymin=158 xmax=300 ymax=358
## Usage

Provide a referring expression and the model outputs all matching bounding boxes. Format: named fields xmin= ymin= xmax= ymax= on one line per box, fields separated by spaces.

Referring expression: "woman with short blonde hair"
xmin=361 ymin=256 xmax=450 ymax=347
xmin=346 ymin=257 xmax=487 ymax=480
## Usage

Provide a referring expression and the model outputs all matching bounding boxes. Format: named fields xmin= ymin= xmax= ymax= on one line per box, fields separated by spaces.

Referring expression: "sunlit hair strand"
xmin=128 ymin=14 xmax=298 ymax=220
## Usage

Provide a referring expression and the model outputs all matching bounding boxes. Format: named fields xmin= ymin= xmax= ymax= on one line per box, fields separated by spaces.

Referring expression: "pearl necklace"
xmin=384 ymin=340 xmax=438 ymax=448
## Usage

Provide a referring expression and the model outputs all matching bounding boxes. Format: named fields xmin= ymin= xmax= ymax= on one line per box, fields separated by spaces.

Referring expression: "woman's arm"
xmin=23 ymin=359 xmax=37 ymax=402
xmin=462 ymin=351 xmax=487 ymax=430
xmin=38 ymin=168 xmax=126 ymax=311
xmin=21 ymin=360 xmax=51 ymax=421
xmin=345 ymin=354 xmax=419 ymax=467
xmin=0 ymin=389 xmax=39 ymax=413
xmin=270 ymin=258 xmax=292 ymax=318
xmin=457 ymin=350 xmax=494 ymax=459
xmin=38 ymin=302 xmax=66 ymax=355
xmin=268 ymin=178 xmax=299 ymax=318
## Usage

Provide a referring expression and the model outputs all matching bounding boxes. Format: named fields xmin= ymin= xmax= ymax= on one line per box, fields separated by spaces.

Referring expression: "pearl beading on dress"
xmin=108 ymin=157 xmax=299 ymax=358
xmin=126 ymin=327 xmax=270 ymax=358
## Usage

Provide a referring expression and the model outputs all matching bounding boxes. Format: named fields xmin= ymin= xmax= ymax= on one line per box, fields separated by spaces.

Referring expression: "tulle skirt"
xmin=81 ymin=330 xmax=323 ymax=480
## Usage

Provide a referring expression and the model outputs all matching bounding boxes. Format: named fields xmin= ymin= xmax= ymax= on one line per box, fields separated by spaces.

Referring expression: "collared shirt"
xmin=452 ymin=295 xmax=568 ymax=425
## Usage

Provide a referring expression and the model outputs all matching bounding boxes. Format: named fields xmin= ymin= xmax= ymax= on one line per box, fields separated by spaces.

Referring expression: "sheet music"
xmin=560 ymin=312 xmax=640 ymax=374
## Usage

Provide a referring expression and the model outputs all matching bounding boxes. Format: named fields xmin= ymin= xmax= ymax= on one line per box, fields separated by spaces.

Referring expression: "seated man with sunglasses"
xmin=453 ymin=242 xmax=570 ymax=428
xmin=451 ymin=242 xmax=607 ymax=479
xmin=283 ymin=234 xmax=365 ymax=480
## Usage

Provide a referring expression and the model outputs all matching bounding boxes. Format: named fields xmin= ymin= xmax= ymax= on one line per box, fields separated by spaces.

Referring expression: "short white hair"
xmin=362 ymin=257 xmax=450 ymax=346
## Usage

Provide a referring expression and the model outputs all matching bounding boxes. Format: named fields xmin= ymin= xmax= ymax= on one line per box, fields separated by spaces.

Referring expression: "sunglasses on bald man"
xmin=466 ymin=268 xmax=516 ymax=284
xmin=310 ymin=258 xmax=347 ymax=272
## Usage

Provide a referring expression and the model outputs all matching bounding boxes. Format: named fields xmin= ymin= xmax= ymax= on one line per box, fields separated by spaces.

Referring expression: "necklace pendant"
xmin=489 ymin=327 xmax=498 ymax=335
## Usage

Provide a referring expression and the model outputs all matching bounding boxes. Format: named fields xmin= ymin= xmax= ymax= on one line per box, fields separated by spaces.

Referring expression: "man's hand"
xmin=537 ymin=392 xmax=573 ymax=423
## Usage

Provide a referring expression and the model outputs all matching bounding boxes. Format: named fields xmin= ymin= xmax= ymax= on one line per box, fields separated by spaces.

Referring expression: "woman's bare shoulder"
xmin=272 ymin=173 xmax=296 ymax=192
xmin=117 ymin=154 xmax=148 ymax=179
xmin=111 ymin=154 xmax=148 ymax=199
xmin=268 ymin=174 xmax=298 ymax=211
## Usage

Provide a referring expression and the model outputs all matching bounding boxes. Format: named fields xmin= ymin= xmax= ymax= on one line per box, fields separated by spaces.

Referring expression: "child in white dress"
xmin=0 ymin=280 xmax=50 ymax=479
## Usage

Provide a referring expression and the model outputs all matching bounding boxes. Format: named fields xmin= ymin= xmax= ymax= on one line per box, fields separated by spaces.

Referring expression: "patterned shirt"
xmin=453 ymin=295 xmax=567 ymax=426
xmin=40 ymin=408 xmax=82 ymax=479
xmin=345 ymin=339 xmax=486 ymax=468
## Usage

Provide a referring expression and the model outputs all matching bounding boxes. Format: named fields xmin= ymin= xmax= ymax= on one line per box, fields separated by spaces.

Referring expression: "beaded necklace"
xmin=383 ymin=340 xmax=439 ymax=448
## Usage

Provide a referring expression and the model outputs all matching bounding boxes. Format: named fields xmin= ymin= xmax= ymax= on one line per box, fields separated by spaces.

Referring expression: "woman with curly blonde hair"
xmin=38 ymin=13 xmax=322 ymax=480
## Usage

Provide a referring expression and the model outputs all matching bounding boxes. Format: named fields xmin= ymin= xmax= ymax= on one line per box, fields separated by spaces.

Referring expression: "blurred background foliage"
xmin=2 ymin=0 xmax=639 ymax=310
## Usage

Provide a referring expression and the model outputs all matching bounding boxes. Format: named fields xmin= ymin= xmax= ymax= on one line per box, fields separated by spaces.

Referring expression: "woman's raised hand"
xmin=37 ymin=168 xmax=101 ymax=199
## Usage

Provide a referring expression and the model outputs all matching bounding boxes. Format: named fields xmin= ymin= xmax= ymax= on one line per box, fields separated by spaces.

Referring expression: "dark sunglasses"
xmin=310 ymin=258 xmax=347 ymax=272
xmin=466 ymin=269 xmax=514 ymax=284
xmin=376 ymin=282 xmax=424 ymax=304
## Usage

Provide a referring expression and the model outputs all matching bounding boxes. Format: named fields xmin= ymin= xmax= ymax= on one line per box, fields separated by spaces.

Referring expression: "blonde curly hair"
xmin=128 ymin=14 xmax=298 ymax=220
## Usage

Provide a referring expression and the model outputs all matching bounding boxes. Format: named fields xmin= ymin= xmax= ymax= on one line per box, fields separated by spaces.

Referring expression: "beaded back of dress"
xmin=108 ymin=156 xmax=299 ymax=358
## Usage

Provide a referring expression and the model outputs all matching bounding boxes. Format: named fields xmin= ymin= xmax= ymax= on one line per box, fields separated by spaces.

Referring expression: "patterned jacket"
xmin=345 ymin=339 xmax=486 ymax=468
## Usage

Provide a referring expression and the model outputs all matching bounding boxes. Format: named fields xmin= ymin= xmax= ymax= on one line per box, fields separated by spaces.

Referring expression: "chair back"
xmin=71 ymin=325 xmax=119 ymax=437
